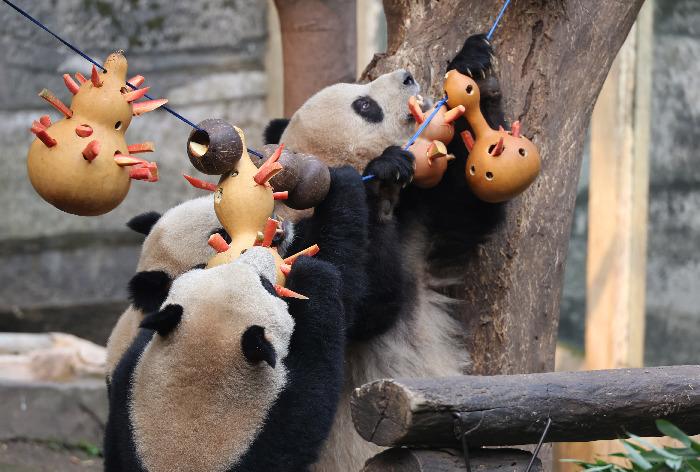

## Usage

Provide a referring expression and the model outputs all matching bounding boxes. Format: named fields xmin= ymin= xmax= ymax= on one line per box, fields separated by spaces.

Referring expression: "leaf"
xmin=656 ymin=420 xmax=692 ymax=447
xmin=622 ymin=441 xmax=653 ymax=470
xmin=628 ymin=434 xmax=681 ymax=461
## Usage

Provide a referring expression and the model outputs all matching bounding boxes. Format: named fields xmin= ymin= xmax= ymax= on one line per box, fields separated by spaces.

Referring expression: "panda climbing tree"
xmin=270 ymin=0 xmax=647 ymax=377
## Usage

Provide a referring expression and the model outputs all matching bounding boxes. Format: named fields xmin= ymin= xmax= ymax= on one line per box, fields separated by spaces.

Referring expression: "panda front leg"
xmin=233 ymin=257 xmax=345 ymax=472
xmin=285 ymin=165 xmax=369 ymax=330
xmin=345 ymin=145 xmax=416 ymax=341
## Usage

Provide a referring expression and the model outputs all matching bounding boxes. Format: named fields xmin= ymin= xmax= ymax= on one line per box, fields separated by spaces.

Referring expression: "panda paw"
xmin=362 ymin=146 xmax=414 ymax=220
xmin=447 ymin=33 xmax=493 ymax=79
xmin=363 ymin=146 xmax=414 ymax=186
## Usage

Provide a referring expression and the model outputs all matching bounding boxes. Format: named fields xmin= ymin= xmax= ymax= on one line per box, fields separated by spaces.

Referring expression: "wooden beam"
xmin=585 ymin=0 xmax=653 ymax=372
xmin=350 ymin=366 xmax=700 ymax=448
xmin=363 ymin=448 xmax=542 ymax=472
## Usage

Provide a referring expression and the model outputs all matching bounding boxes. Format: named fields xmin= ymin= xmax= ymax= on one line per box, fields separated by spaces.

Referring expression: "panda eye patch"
xmin=351 ymin=96 xmax=383 ymax=124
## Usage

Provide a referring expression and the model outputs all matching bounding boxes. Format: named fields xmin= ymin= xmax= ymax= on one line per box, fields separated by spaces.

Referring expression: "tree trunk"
xmin=351 ymin=366 xmax=700 ymax=448
xmin=361 ymin=0 xmax=646 ymax=375
xmin=273 ymin=0 xmax=357 ymax=116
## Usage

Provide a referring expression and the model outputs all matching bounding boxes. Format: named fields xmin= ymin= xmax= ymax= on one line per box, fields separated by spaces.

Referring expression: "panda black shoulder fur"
xmin=104 ymin=248 xmax=346 ymax=472
xmin=265 ymin=34 xmax=506 ymax=471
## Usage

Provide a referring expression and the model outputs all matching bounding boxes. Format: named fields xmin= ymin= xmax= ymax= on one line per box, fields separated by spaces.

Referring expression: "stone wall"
xmin=0 ymin=0 xmax=269 ymax=344
xmin=559 ymin=0 xmax=700 ymax=366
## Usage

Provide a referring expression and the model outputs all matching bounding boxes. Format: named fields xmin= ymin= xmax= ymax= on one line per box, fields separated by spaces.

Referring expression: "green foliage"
xmin=562 ymin=420 xmax=700 ymax=472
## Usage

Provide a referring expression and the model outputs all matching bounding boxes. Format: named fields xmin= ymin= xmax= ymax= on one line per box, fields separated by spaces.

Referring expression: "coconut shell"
xmin=187 ymin=118 xmax=243 ymax=175
xmin=257 ymin=145 xmax=330 ymax=210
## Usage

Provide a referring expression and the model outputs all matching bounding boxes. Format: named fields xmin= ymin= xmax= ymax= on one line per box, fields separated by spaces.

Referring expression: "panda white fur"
xmin=266 ymin=34 xmax=506 ymax=471
xmin=104 ymin=247 xmax=347 ymax=472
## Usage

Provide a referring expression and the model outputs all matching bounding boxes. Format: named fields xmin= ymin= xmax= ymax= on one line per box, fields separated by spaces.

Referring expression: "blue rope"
xmin=486 ymin=0 xmax=512 ymax=41
xmin=3 ymin=0 xmax=266 ymax=157
xmin=404 ymin=95 xmax=449 ymax=151
xmin=363 ymin=95 xmax=449 ymax=182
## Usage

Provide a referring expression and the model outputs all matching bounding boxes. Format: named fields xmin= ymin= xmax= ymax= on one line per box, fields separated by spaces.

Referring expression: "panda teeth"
xmin=415 ymin=95 xmax=424 ymax=107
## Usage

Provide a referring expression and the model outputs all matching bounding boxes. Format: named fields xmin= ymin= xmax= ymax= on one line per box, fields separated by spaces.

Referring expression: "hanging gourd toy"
xmin=407 ymin=95 xmax=465 ymax=188
xmin=443 ymin=69 xmax=541 ymax=203
xmin=183 ymin=119 xmax=327 ymax=297
xmin=27 ymin=52 xmax=166 ymax=216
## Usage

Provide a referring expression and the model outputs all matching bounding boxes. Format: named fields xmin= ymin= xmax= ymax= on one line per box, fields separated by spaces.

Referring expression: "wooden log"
xmin=362 ymin=448 xmax=541 ymax=472
xmin=351 ymin=366 xmax=700 ymax=448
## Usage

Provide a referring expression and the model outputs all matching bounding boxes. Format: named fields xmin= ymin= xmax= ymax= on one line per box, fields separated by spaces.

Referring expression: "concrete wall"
xmin=0 ymin=0 xmax=268 ymax=343
xmin=559 ymin=0 xmax=700 ymax=366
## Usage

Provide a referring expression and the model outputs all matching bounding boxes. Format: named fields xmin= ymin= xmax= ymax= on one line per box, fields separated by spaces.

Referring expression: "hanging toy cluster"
xmin=444 ymin=70 xmax=541 ymax=203
xmin=183 ymin=119 xmax=326 ymax=297
xmin=407 ymin=96 xmax=465 ymax=188
xmin=26 ymin=52 xmax=166 ymax=216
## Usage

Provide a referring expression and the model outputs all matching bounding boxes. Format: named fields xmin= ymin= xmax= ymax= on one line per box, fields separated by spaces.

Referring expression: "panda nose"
xmin=403 ymin=73 xmax=415 ymax=86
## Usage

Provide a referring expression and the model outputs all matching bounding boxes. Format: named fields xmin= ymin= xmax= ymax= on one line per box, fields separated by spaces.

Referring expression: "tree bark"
xmin=350 ymin=366 xmax=700 ymax=448
xmin=273 ymin=0 xmax=357 ymax=116
xmin=363 ymin=448 xmax=541 ymax=472
xmin=361 ymin=0 xmax=646 ymax=374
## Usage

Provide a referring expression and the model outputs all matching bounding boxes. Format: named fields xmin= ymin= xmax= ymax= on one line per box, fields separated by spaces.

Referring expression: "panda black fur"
xmin=104 ymin=248 xmax=346 ymax=472
xmin=266 ymin=34 xmax=506 ymax=471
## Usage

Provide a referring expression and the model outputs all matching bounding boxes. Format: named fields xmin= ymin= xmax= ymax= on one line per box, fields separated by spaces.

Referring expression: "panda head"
xmin=126 ymin=196 xmax=294 ymax=314
xmin=280 ymin=69 xmax=422 ymax=171
xmin=125 ymin=196 xmax=229 ymax=315
xmin=130 ymin=248 xmax=294 ymax=471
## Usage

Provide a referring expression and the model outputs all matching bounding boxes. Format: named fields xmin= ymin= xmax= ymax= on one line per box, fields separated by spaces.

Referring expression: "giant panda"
xmin=265 ymin=34 xmax=506 ymax=471
xmin=103 ymin=247 xmax=346 ymax=472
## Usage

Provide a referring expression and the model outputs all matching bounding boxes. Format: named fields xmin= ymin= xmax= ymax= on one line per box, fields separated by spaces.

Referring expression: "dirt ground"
xmin=0 ymin=441 xmax=102 ymax=472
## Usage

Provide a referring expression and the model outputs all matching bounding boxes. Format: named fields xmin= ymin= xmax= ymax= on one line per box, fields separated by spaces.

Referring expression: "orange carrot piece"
xmin=127 ymin=142 xmax=155 ymax=154
xmin=132 ymin=99 xmax=168 ymax=116
xmin=283 ymin=244 xmax=320 ymax=265
xmin=183 ymin=174 xmax=217 ymax=192
xmin=63 ymin=74 xmax=80 ymax=94
xmin=82 ymin=140 xmax=100 ymax=161
xmin=38 ymin=89 xmax=72 ymax=118
xmin=128 ymin=75 xmax=145 ymax=88
xmin=274 ymin=285 xmax=309 ymax=300
xmin=208 ymin=233 xmax=230 ymax=253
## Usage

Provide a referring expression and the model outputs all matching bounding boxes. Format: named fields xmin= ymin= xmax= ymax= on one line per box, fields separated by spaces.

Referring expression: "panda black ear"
xmin=140 ymin=304 xmax=183 ymax=337
xmin=241 ymin=325 xmax=276 ymax=368
xmin=129 ymin=271 xmax=172 ymax=313
xmin=263 ymin=118 xmax=290 ymax=145
xmin=126 ymin=211 xmax=161 ymax=235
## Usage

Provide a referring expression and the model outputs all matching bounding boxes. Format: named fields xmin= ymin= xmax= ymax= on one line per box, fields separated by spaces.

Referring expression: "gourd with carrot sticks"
xmin=26 ymin=52 xmax=165 ymax=216
xmin=184 ymin=119 xmax=323 ymax=295
xmin=443 ymin=69 xmax=541 ymax=203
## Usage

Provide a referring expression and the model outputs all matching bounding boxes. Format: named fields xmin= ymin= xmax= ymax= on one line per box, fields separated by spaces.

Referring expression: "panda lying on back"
xmin=266 ymin=34 xmax=506 ymax=471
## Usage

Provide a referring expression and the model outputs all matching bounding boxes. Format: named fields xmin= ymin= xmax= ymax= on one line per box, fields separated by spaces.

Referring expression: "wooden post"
xmin=273 ymin=0 xmax=357 ymax=116
xmin=555 ymin=2 xmax=654 ymax=469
